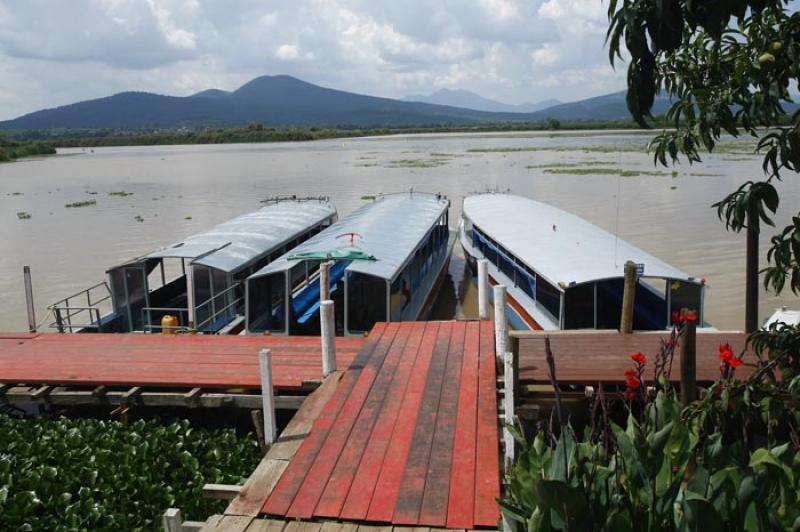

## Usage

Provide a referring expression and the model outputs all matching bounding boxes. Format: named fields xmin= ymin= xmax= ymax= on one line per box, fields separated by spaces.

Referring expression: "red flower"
xmin=624 ymin=389 xmax=637 ymax=401
xmin=719 ymin=343 xmax=742 ymax=372
xmin=624 ymin=368 xmax=638 ymax=378
xmin=683 ymin=310 xmax=698 ymax=322
xmin=630 ymin=352 xmax=647 ymax=366
xmin=672 ymin=309 xmax=699 ymax=325
xmin=671 ymin=311 xmax=681 ymax=325
xmin=625 ymin=375 xmax=641 ymax=389
xmin=728 ymin=357 xmax=742 ymax=368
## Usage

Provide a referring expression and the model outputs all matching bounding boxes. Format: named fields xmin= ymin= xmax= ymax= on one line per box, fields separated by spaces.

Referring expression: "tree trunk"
xmin=745 ymin=206 xmax=759 ymax=334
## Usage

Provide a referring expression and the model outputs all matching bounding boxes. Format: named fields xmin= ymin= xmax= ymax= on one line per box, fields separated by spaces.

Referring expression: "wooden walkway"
xmin=516 ymin=330 xmax=754 ymax=385
xmin=256 ymin=321 xmax=500 ymax=529
xmin=0 ymin=333 xmax=365 ymax=391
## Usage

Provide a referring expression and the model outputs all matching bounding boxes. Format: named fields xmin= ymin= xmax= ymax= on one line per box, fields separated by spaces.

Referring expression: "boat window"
xmin=193 ymin=266 xmax=212 ymax=324
xmin=564 ymin=283 xmax=594 ymax=329
xmin=516 ymin=264 xmax=536 ymax=299
xmin=497 ymin=248 xmax=515 ymax=282
xmin=248 ymin=272 xmax=287 ymax=333
xmin=595 ymin=278 xmax=624 ymax=329
xmin=669 ymin=280 xmax=702 ymax=323
xmin=347 ymin=272 xmax=387 ymax=334
xmin=634 ymin=278 xmax=668 ymax=330
xmin=389 ymin=276 xmax=407 ymax=321
xmin=536 ymin=275 xmax=561 ymax=321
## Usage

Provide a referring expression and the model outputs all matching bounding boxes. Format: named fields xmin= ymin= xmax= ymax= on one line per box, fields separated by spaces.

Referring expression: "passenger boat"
xmin=50 ymin=196 xmax=337 ymax=333
xmin=245 ymin=191 xmax=454 ymax=336
xmin=459 ymin=192 xmax=707 ymax=331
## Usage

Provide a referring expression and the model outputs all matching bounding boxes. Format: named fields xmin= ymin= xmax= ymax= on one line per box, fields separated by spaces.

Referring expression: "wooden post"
xmin=493 ymin=284 xmax=508 ymax=360
xmin=23 ymin=266 xmax=36 ymax=332
xmin=509 ymin=334 xmax=520 ymax=399
xmin=503 ymin=349 xmax=515 ymax=470
xmin=478 ymin=258 xmax=489 ymax=320
xmin=320 ymin=300 xmax=336 ymax=376
xmin=186 ymin=265 xmax=196 ymax=330
xmin=162 ymin=508 xmax=182 ymax=532
xmin=250 ymin=409 xmax=268 ymax=454
xmin=259 ymin=348 xmax=277 ymax=446
xmin=745 ymin=205 xmax=759 ymax=333
xmin=320 ymin=261 xmax=331 ymax=301
xmin=620 ymin=260 xmax=637 ymax=334
xmin=679 ymin=314 xmax=697 ymax=406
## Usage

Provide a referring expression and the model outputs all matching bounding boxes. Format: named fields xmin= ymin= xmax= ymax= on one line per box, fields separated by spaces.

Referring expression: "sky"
xmin=0 ymin=0 xmax=624 ymax=120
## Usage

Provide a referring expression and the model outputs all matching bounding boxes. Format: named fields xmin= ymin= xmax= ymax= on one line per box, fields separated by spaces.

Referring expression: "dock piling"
xmin=320 ymin=261 xmax=331 ymax=301
xmin=186 ymin=266 xmax=196 ymax=330
xmin=23 ymin=266 xmax=36 ymax=332
xmin=680 ymin=314 xmax=697 ymax=406
xmin=321 ymin=300 xmax=336 ymax=376
xmin=478 ymin=258 xmax=489 ymax=320
xmin=162 ymin=508 xmax=182 ymax=532
xmin=259 ymin=348 xmax=277 ymax=446
xmin=503 ymin=349 xmax=516 ymax=470
xmin=620 ymin=260 xmax=637 ymax=334
xmin=493 ymin=284 xmax=508 ymax=360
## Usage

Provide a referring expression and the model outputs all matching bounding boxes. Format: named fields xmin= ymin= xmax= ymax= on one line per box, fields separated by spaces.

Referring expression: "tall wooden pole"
xmin=23 ymin=266 xmax=36 ymax=332
xmin=320 ymin=261 xmax=331 ymax=301
xmin=620 ymin=261 xmax=637 ymax=334
xmin=493 ymin=284 xmax=508 ymax=361
xmin=679 ymin=316 xmax=697 ymax=406
xmin=745 ymin=206 xmax=759 ymax=334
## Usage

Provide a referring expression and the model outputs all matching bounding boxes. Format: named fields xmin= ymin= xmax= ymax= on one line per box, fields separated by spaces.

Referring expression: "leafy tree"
xmin=606 ymin=0 xmax=800 ymax=333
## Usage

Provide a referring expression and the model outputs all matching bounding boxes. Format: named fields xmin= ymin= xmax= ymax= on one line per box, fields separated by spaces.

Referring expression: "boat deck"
xmin=0 ymin=332 xmax=365 ymax=391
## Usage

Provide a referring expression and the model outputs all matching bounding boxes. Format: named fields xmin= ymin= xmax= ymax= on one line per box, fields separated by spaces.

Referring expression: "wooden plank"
xmin=283 ymin=522 xmax=321 ymax=532
xmin=392 ymin=321 xmax=453 ymax=525
xmin=365 ymin=322 xmax=440 ymax=523
xmin=201 ymin=515 xmax=254 ymax=531
xmin=285 ymin=323 xmax=401 ymax=519
xmin=355 ymin=526 xmax=392 ymax=532
xmin=339 ymin=322 xmax=426 ymax=520
xmin=203 ymin=483 xmax=242 ymax=501
xmin=418 ymin=322 xmax=466 ymax=526
xmin=263 ymin=323 xmax=389 ymax=516
xmin=319 ymin=523 xmax=343 ymax=532
xmin=446 ymin=322 xmax=480 ymax=529
xmin=245 ymin=519 xmax=287 ymax=532
xmin=474 ymin=321 xmax=500 ymax=527
xmin=314 ymin=323 xmax=414 ymax=518
xmin=226 ymin=459 xmax=288 ymax=517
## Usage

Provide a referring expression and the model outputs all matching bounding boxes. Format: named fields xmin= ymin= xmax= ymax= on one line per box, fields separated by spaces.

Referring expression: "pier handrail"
xmin=49 ymin=281 xmax=112 ymax=332
xmin=141 ymin=307 xmax=191 ymax=333
xmin=195 ymin=283 xmax=243 ymax=332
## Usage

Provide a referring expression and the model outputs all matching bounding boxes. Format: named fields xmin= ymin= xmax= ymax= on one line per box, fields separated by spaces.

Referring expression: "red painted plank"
xmin=262 ymin=323 xmax=388 ymax=516
xmin=446 ymin=321 xmax=480 ymax=529
xmin=418 ymin=321 xmax=467 ymax=526
xmin=365 ymin=322 xmax=441 ymax=523
xmin=284 ymin=323 xmax=401 ymax=519
xmin=474 ymin=320 xmax=500 ymax=527
xmin=392 ymin=321 xmax=453 ymax=525
xmin=313 ymin=323 xmax=415 ymax=517
xmin=338 ymin=322 xmax=426 ymax=521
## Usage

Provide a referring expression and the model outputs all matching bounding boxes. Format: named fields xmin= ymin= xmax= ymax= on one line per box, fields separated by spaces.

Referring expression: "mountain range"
xmin=0 ymin=75 xmax=672 ymax=131
xmin=402 ymin=88 xmax=561 ymax=113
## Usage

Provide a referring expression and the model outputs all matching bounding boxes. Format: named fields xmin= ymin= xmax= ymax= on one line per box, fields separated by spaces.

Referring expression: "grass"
xmin=468 ymin=145 xmax=644 ymax=154
xmin=16 ymin=211 xmax=31 ymax=220
xmin=64 ymin=199 xmax=96 ymax=208
xmin=541 ymin=167 xmax=671 ymax=177
xmin=386 ymin=158 xmax=449 ymax=168
xmin=108 ymin=191 xmax=133 ymax=197
xmin=526 ymin=161 xmax=616 ymax=169
xmin=134 ymin=215 xmax=144 ymax=222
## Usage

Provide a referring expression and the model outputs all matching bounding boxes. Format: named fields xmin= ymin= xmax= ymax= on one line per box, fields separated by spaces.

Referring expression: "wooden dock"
xmin=201 ymin=320 xmax=501 ymax=531
xmin=514 ymin=329 xmax=753 ymax=385
xmin=0 ymin=332 xmax=365 ymax=391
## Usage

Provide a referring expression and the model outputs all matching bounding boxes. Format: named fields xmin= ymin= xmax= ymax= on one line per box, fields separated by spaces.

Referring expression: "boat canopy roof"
xmin=463 ymin=193 xmax=697 ymax=287
xmin=113 ymin=198 xmax=336 ymax=274
xmin=250 ymin=192 xmax=449 ymax=281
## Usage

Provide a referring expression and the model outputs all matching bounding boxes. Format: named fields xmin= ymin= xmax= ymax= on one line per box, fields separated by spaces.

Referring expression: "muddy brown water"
xmin=1 ymin=131 xmax=798 ymax=332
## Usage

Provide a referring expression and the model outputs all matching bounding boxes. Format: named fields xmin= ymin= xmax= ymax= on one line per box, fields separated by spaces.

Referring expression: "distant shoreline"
xmin=1 ymin=119 xmax=661 ymax=151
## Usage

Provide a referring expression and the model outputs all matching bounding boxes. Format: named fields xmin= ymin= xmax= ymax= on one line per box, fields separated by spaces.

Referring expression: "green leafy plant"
xmin=0 ymin=416 xmax=261 ymax=531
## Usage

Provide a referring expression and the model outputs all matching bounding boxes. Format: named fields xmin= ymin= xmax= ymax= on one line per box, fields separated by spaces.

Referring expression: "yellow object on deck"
xmin=161 ymin=314 xmax=178 ymax=334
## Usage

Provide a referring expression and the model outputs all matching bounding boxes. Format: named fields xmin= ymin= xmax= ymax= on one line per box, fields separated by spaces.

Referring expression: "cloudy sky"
xmin=0 ymin=0 xmax=623 ymax=120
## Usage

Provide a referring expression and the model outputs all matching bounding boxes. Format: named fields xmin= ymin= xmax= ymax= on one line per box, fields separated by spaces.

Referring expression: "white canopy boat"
xmin=50 ymin=196 xmax=337 ymax=333
xmin=459 ymin=192 xmax=707 ymax=331
xmin=246 ymin=191 xmax=454 ymax=336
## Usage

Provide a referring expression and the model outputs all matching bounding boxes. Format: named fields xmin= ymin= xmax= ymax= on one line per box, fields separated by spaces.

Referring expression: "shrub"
xmin=0 ymin=416 xmax=261 ymax=530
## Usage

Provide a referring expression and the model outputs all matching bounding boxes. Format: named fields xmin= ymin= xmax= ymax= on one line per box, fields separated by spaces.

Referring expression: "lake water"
xmin=1 ymin=131 xmax=798 ymax=332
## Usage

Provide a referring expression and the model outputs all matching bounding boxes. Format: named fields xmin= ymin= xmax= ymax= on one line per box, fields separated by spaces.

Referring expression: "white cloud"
xmin=0 ymin=0 xmax=627 ymax=120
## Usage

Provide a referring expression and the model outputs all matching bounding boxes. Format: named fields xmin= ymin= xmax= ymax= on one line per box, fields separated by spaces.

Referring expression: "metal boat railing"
xmin=49 ymin=281 xmax=113 ymax=332
xmin=141 ymin=282 xmax=243 ymax=333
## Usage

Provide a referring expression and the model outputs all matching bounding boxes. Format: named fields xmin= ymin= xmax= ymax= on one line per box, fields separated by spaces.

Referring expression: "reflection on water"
xmin=1 ymin=130 xmax=798 ymax=331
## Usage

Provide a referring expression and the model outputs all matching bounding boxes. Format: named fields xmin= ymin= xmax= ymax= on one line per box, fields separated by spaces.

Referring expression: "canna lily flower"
xmin=630 ymin=352 xmax=647 ymax=366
